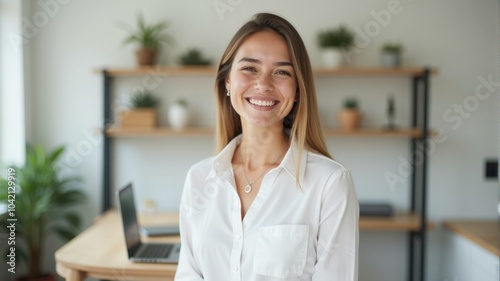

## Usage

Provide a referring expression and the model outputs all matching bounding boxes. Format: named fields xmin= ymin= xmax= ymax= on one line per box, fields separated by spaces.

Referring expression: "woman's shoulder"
xmin=187 ymin=155 xmax=217 ymax=175
xmin=304 ymin=151 xmax=355 ymax=196
xmin=307 ymin=151 xmax=349 ymax=172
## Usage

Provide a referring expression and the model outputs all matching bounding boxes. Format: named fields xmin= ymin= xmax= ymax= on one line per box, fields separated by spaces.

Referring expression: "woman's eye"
xmin=276 ymin=70 xmax=291 ymax=76
xmin=241 ymin=66 xmax=256 ymax=72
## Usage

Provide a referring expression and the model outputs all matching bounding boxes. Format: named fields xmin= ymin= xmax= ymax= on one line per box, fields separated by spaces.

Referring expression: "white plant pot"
xmin=321 ymin=48 xmax=343 ymax=68
xmin=381 ymin=52 xmax=402 ymax=67
xmin=168 ymin=103 xmax=190 ymax=130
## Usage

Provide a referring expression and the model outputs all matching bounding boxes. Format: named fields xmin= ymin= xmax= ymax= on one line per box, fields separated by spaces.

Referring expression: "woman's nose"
xmin=254 ymin=74 xmax=274 ymax=93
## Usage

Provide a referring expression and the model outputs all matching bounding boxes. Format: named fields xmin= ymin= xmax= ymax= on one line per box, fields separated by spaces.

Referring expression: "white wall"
xmin=0 ymin=0 xmax=26 ymax=166
xmin=19 ymin=0 xmax=499 ymax=280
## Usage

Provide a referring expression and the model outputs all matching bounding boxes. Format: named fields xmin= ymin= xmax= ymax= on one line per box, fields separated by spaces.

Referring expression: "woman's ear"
xmin=225 ymin=77 xmax=231 ymax=92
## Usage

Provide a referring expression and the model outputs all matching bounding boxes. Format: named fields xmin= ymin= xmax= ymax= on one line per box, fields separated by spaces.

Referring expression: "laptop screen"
xmin=118 ymin=183 xmax=141 ymax=256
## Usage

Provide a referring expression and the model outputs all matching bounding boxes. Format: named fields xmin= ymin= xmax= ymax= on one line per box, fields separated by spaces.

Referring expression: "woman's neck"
xmin=234 ymin=125 xmax=289 ymax=169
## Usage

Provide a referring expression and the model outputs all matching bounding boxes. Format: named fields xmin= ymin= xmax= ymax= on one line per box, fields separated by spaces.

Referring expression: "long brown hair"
xmin=214 ymin=13 xmax=331 ymax=173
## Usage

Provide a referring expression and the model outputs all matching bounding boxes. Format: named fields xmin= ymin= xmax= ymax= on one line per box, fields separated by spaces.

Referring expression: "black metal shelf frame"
xmin=408 ymin=68 xmax=430 ymax=281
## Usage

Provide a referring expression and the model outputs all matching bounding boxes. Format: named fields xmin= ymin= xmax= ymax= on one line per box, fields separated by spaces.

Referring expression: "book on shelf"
xmin=359 ymin=202 xmax=394 ymax=217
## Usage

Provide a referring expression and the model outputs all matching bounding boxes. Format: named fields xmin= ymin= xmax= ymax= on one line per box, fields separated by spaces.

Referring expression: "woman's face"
xmin=226 ymin=30 xmax=297 ymax=130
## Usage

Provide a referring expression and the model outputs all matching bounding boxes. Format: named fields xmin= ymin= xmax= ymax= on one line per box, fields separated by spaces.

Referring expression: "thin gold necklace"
xmin=242 ymin=150 xmax=287 ymax=194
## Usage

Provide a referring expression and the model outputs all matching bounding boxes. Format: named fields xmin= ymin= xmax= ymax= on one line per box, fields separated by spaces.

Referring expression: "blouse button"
xmin=235 ymin=234 xmax=241 ymax=240
xmin=233 ymin=265 xmax=239 ymax=271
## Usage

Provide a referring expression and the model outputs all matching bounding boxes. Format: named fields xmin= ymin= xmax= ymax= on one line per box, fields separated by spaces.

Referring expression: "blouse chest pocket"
xmin=253 ymin=225 xmax=309 ymax=278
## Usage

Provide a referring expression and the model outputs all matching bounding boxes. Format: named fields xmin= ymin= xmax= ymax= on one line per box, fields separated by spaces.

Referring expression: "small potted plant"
xmin=121 ymin=12 xmax=174 ymax=66
xmin=0 ymin=145 xmax=87 ymax=281
xmin=381 ymin=42 xmax=403 ymax=67
xmin=178 ymin=48 xmax=212 ymax=66
xmin=168 ymin=99 xmax=190 ymax=130
xmin=317 ymin=25 xmax=355 ymax=68
xmin=120 ymin=91 xmax=159 ymax=128
xmin=338 ymin=97 xmax=362 ymax=131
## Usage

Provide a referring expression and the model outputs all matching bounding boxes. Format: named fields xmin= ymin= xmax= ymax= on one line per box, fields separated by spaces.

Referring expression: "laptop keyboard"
xmin=137 ymin=244 xmax=173 ymax=258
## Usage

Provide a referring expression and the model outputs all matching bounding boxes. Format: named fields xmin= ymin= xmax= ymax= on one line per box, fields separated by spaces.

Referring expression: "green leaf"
xmin=32 ymin=191 xmax=54 ymax=219
xmin=52 ymin=226 xmax=78 ymax=241
xmin=51 ymin=189 xmax=87 ymax=207
xmin=0 ymin=178 xmax=8 ymax=201
xmin=63 ymin=212 xmax=82 ymax=229
xmin=47 ymin=146 xmax=65 ymax=164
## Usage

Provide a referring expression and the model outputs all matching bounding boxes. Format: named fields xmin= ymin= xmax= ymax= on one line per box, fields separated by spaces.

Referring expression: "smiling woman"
xmin=175 ymin=13 xmax=359 ymax=281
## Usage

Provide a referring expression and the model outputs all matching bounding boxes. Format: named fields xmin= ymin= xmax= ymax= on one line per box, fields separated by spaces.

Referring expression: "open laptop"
xmin=117 ymin=183 xmax=181 ymax=263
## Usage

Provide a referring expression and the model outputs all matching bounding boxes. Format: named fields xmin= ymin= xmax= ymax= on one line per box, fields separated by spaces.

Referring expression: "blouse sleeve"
xmin=312 ymin=168 xmax=359 ymax=281
xmin=174 ymin=169 xmax=205 ymax=281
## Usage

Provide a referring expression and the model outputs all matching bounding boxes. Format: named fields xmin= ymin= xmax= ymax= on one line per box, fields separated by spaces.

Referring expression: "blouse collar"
xmin=207 ymin=134 xmax=307 ymax=183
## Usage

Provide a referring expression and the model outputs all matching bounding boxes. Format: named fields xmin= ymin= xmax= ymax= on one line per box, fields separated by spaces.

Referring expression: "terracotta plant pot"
xmin=136 ymin=48 xmax=157 ymax=66
xmin=338 ymin=109 xmax=362 ymax=131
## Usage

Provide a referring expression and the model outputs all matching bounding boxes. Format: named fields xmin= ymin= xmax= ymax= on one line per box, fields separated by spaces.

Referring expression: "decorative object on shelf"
xmin=317 ymin=25 xmax=354 ymax=68
xmin=178 ymin=48 xmax=212 ymax=66
xmin=385 ymin=93 xmax=398 ymax=130
xmin=0 ymin=145 xmax=87 ymax=281
xmin=338 ymin=97 xmax=362 ymax=131
xmin=168 ymin=98 xmax=190 ymax=130
xmin=120 ymin=12 xmax=174 ymax=66
xmin=381 ymin=42 xmax=403 ymax=67
xmin=143 ymin=199 xmax=159 ymax=214
xmin=120 ymin=90 xmax=159 ymax=128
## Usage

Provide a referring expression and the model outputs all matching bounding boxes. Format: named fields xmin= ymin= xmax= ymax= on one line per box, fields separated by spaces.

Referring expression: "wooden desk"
xmin=443 ymin=220 xmax=500 ymax=257
xmin=55 ymin=210 xmax=180 ymax=281
xmin=55 ymin=209 xmax=430 ymax=281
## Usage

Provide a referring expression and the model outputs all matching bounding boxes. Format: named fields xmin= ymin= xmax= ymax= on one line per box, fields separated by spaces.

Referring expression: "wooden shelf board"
xmin=99 ymin=66 xmax=215 ymax=76
xmin=105 ymin=126 xmax=213 ymax=137
xmin=360 ymin=212 xmax=434 ymax=231
xmin=324 ymin=128 xmax=423 ymax=138
xmin=97 ymin=66 xmax=437 ymax=77
xmin=313 ymin=67 xmax=437 ymax=76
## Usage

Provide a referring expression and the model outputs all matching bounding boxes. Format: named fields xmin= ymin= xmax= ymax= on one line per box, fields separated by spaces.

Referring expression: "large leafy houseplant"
xmin=0 ymin=145 xmax=87 ymax=280
xmin=121 ymin=12 xmax=174 ymax=66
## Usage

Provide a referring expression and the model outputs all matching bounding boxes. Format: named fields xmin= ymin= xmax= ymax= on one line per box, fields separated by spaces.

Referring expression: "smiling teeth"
xmin=249 ymin=99 xmax=276 ymax=107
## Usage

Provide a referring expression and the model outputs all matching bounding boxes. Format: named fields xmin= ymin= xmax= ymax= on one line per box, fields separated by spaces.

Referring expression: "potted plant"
xmin=338 ymin=97 xmax=362 ymax=131
xmin=0 ymin=145 xmax=87 ymax=281
xmin=317 ymin=25 xmax=355 ymax=68
xmin=120 ymin=91 xmax=159 ymax=128
xmin=178 ymin=48 xmax=212 ymax=66
xmin=121 ymin=12 xmax=174 ymax=66
xmin=168 ymin=99 xmax=190 ymax=130
xmin=381 ymin=42 xmax=403 ymax=67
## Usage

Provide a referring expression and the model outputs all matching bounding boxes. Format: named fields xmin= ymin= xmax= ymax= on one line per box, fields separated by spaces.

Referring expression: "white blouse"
xmin=175 ymin=136 xmax=359 ymax=281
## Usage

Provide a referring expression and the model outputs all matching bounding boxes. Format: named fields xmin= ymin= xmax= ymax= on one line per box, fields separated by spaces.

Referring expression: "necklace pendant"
xmin=244 ymin=184 xmax=252 ymax=193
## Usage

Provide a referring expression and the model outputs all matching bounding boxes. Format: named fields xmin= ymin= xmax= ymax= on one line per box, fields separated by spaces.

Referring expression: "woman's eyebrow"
xmin=238 ymin=57 xmax=293 ymax=67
